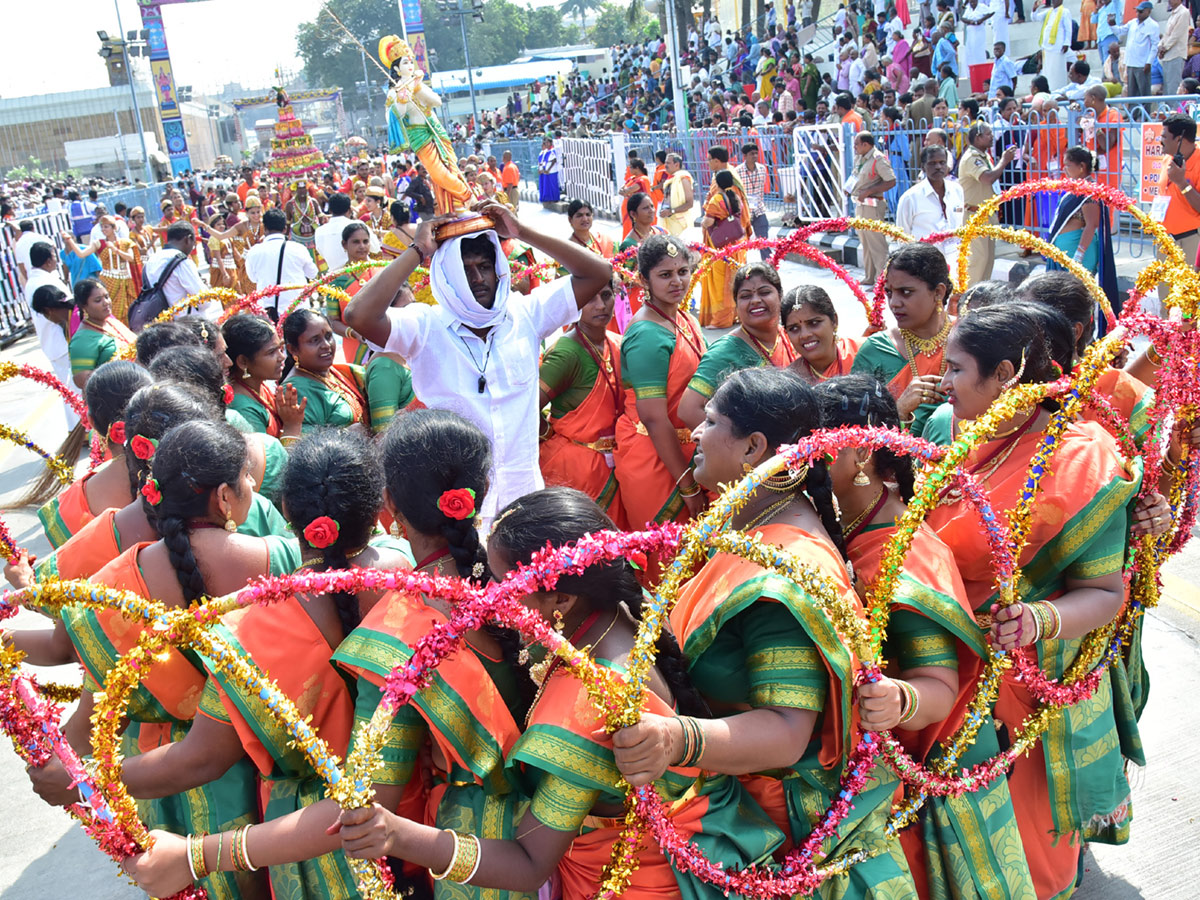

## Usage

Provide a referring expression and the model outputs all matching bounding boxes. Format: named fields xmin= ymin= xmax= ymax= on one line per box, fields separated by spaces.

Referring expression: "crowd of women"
xmin=1 ymin=197 xmax=1194 ymax=900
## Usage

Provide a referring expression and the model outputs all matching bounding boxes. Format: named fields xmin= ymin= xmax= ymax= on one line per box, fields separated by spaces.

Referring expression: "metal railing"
xmin=0 ymin=211 xmax=72 ymax=346
xmin=808 ymin=96 xmax=1200 ymax=256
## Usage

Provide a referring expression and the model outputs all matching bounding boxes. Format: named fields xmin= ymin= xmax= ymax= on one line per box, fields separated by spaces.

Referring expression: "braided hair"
xmin=379 ymin=410 xmax=532 ymax=707
xmin=489 ymin=487 xmax=708 ymax=718
xmin=281 ymin=429 xmax=384 ymax=639
xmin=146 ymin=420 xmax=248 ymax=605
xmin=121 ymin=383 xmax=220 ymax=501
xmin=380 ymin=409 xmax=491 ymax=581
xmin=712 ymin=367 xmax=850 ymax=560
xmin=815 ymin=374 xmax=916 ymax=501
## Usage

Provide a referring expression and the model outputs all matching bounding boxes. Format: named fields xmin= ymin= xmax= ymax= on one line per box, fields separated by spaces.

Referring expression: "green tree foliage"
xmin=560 ymin=0 xmax=602 ymax=32
xmin=296 ymin=0 xmax=533 ymax=90
xmin=526 ymin=5 xmax=568 ymax=47
xmin=590 ymin=1 xmax=655 ymax=46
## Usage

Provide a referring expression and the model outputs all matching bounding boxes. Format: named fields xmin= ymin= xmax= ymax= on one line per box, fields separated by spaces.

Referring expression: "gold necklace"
xmin=526 ymin=611 xmax=621 ymax=715
xmin=840 ymin=485 xmax=885 ymax=536
xmin=576 ymin=326 xmax=613 ymax=374
xmin=739 ymin=326 xmax=778 ymax=362
xmin=738 ymin=496 xmax=793 ymax=532
xmin=902 ymin=314 xmax=950 ymax=357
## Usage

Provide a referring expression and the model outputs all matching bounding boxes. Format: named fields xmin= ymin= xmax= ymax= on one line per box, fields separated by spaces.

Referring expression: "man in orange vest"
xmin=501 ymin=150 xmax=521 ymax=210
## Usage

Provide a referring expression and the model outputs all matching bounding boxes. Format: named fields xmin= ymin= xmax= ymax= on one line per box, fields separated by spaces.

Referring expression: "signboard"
xmin=137 ymin=0 xmax=213 ymax=174
xmin=400 ymin=0 xmax=428 ymax=73
xmin=1140 ymin=122 xmax=1164 ymax=203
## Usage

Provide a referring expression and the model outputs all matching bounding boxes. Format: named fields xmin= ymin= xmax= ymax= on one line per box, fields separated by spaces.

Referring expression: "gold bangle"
xmin=1146 ymin=344 xmax=1164 ymax=366
xmin=280 ymin=435 xmax=300 ymax=447
xmin=678 ymin=481 xmax=702 ymax=498
xmin=430 ymin=830 xmax=459 ymax=881
xmin=190 ymin=831 xmax=210 ymax=880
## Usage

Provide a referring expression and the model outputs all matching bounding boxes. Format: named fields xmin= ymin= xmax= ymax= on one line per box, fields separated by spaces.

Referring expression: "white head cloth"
xmin=429 ymin=229 xmax=511 ymax=330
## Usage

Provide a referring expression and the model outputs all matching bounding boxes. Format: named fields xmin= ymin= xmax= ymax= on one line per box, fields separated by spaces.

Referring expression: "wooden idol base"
xmin=435 ymin=212 xmax=496 ymax=242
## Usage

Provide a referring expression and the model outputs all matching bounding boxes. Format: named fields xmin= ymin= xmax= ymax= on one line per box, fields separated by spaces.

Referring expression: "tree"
xmin=560 ymin=0 xmax=602 ymax=33
xmin=590 ymin=2 xmax=642 ymax=46
xmin=296 ymin=0 xmax=532 ymax=92
xmin=526 ymin=5 xmax=567 ymax=48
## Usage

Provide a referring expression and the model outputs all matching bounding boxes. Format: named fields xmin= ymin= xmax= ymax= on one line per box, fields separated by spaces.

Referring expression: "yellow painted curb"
xmin=1161 ymin=571 xmax=1200 ymax=617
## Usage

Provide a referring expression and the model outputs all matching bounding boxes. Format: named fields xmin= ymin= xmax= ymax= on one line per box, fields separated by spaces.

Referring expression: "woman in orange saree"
xmin=109 ymin=430 xmax=409 ymax=900
xmin=30 ymin=420 xmax=300 ymax=900
xmin=610 ymin=368 xmax=917 ymax=899
xmin=619 ymin=159 xmax=656 ymax=238
xmin=36 ymin=360 xmax=150 ymax=549
xmin=698 ymin=170 xmax=751 ymax=329
xmin=539 ymin=278 xmax=627 ymax=527
xmin=327 ymin=488 xmax=782 ymax=900
xmin=782 ymin=285 xmax=862 ymax=384
xmin=120 ymin=411 xmax=531 ymax=900
xmin=817 ymin=374 xmax=1035 ymax=899
xmin=566 ymin=199 xmax=616 ymax=260
xmin=927 ymin=304 xmax=1141 ymax=900
xmin=614 ymin=235 xmax=707 ymax=528
xmin=851 ymin=243 xmax=954 ymax=437
xmin=326 ymin=222 xmax=379 ymax=366
xmin=617 ymin=193 xmax=667 ymax=323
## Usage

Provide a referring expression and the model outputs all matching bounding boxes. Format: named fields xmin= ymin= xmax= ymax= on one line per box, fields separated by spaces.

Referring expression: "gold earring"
xmin=853 ymin=460 xmax=871 ymax=487
xmin=742 ymin=462 xmax=754 ymax=474
xmin=389 ymin=520 xmax=401 ymax=537
xmin=552 ymin=609 xmax=564 ymax=634
xmin=223 ymin=508 xmax=237 ymax=532
xmin=241 ymin=369 xmax=251 ymax=380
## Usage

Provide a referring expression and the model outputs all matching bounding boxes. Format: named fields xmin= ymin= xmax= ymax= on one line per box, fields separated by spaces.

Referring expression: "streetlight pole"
xmin=112 ymin=0 xmax=155 ymax=184
xmin=663 ymin=0 xmax=688 ymax=132
xmin=458 ymin=9 xmax=479 ymax=130
xmin=361 ymin=48 xmax=375 ymax=140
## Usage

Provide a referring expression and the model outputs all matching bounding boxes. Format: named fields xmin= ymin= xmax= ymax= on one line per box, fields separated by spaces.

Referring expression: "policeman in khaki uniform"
xmin=957 ymin=122 xmax=1017 ymax=285
xmin=848 ymin=132 xmax=897 ymax=285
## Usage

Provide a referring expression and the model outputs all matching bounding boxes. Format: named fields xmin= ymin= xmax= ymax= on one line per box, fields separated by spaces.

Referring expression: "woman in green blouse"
xmin=68 ymin=278 xmax=135 ymax=388
xmin=678 ymin=262 xmax=797 ymax=429
xmin=222 ymin=313 xmax=305 ymax=439
xmin=280 ymin=308 xmax=369 ymax=433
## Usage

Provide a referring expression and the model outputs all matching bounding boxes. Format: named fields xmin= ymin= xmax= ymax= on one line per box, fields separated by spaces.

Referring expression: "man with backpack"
xmin=137 ymin=223 xmax=219 ymax=323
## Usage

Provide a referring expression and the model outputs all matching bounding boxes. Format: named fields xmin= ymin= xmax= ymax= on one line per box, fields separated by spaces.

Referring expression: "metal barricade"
xmin=560 ymin=137 xmax=618 ymax=217
xmin=97 ymin=183 xmax=174 ymax=225
xmin=793 ymin=123 xmax=847 ymax=221
xmin=0 ymin=211 xmax=71 ymax=346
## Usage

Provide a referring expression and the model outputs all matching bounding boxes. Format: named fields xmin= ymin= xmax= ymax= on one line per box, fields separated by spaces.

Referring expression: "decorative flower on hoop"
xmin=129 ymin=435 xmax=158 ymax=461
xmin=303 ymin=516 xmax=340 ymax=549
xmin=438 ymin=488 xmax=477 ymax=520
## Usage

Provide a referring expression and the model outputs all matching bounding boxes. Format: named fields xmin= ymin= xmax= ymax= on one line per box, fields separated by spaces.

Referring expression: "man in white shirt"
xmin=314 ymin=192 xmax=378 ymax=271
xmin=1160 ymin=0 xmax=1191 ymax=95
xmin=12 ymin=221 xmax=51 ymax=287
xmin=142 ymin=223 xmax=221 ymax=320
xmin=848 ymin=47 xmax=866 ymax=96
xmin=1033 ymin=0 xmax=1074 ymax=92
xmin=344 ymin=203 xmax=610 ymax=525
xmin=1114 ymin=1 xmax=1161 ymax=98
xmin=1058 ymin=60 xmax=1103 ymax=101
xmin=245 ymin=209 xmax=319 ymax=320
xmin=23 ymin=242 xmax=79 ymax=425
xmin=895 ymin=145 xmax=964 ymax=268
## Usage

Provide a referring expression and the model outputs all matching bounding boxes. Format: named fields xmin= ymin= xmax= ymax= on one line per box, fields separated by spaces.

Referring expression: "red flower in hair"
xmin=107 ymin=420 xmax=126 ymax=444
xmin=222 ymin=384 xmax=234 ymax=405
xmin=303 ymin=516 xmax=340 ymax=549
xmin=437 ymin=488 xmax=477 ymax=520
xmin=140 ymin=478 xmax=162 ymax=506
xmin=628 ymin=550 xmax=648 ymax=572
xmin=130 ymin=435 xmax=158 ymax=461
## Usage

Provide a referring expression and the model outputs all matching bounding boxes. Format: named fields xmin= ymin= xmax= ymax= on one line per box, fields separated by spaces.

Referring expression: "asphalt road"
xmin=1 ymin=201 xmax=1197 ymax=899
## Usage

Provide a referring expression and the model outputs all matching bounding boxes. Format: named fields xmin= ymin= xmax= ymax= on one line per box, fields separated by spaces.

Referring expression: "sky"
xmin=1 ymin=0 xmax=565 ymax=100
xmin=3 ymin=0 xmax=331 ymax=98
